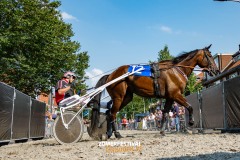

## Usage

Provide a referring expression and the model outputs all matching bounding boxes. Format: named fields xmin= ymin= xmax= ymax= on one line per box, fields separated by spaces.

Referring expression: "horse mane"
xmin=160 ymin=60 xmax=172 ymax=63
xmin=172 ymin=49 xmax=199 ymax=64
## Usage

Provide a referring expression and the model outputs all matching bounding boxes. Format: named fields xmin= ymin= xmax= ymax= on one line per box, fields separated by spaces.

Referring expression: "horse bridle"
xmin=202 ymin=49 xmax=217 ymax=76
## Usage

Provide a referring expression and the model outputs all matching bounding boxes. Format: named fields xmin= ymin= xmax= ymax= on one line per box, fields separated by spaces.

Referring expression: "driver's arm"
xmin=58 ymin=86 xmax=71 ymax=95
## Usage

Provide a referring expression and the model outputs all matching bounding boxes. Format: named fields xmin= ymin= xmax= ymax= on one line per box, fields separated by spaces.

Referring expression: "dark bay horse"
xmin=89 ymin=45 xmax=219 ymax=138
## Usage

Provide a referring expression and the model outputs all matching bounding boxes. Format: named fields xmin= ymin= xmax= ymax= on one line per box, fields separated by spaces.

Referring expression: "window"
xmin=229 ymin=72 xmax=238 ymax=79
xmin=215 ymin=80 xmax=220 ymax=85
xmin=234 ymin=54 xmax=240 ymax=62
xmin=214 ymin=57 xmax=219 ymax=68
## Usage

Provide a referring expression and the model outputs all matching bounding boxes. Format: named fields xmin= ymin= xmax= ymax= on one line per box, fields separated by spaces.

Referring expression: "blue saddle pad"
xmin=128 ymin=65 xmax=152 ymax=77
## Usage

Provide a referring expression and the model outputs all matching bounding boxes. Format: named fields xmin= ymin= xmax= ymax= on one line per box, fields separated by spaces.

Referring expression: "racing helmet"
xmin=63 ymin=71 xmax=76 ymax=79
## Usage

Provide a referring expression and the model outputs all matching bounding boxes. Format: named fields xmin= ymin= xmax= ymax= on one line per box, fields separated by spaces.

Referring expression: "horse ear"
xmin=206 ymin=44 xmax=212 ymax=50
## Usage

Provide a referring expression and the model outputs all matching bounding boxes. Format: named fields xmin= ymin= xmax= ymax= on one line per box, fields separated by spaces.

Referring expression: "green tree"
xmin=157 ymin=45 xmax=174 ymax=62
xmin=118 ymin=94 xmax=150 ymax=119
xmin=0 ymin=0 xmax=89 ymax=97
xmin=184 ymin=73 xmax=203 ymax=96
xmin=148 ymin=45 xmax=175 ymax=108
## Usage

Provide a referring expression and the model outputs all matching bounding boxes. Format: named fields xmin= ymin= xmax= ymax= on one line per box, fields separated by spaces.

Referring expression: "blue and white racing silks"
xmin=128 ymin=65 xmax=152 ymax=77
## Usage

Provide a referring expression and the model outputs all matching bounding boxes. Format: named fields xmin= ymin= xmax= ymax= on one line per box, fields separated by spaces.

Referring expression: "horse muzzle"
xmin=208 ymin=68 xmax=220 ymax=77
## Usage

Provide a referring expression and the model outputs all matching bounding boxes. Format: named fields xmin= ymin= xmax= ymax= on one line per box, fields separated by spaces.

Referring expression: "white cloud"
xmin=160 ymin=25 xmax=172 ymax=33
xmin=148 ymin=24 xmax=173 ymax=34
xmin=85 ymin=68 xmax=104 ymax=87
xmin=61 ymin=12 xmax=77 ymax=20
xmin=85 ymin=68 xmax=111 ymax=101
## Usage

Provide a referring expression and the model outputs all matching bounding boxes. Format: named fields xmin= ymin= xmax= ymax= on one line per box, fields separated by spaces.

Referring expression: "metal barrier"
xmin=0 ymin=82 xmax=46 ymax=144
xmin=186 ymin=76 xmax=240 ymax=131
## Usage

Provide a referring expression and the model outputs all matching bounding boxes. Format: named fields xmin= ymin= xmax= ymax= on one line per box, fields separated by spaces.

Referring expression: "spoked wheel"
xmin=53 ymin=112 xmax=84 ymax=144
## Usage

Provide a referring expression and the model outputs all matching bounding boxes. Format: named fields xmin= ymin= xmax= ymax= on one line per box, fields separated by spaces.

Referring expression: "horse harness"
xmin=174 ymin=67 xmax=188 ymax=81
xmin=150 ymin=63 xmax=189 ymax=97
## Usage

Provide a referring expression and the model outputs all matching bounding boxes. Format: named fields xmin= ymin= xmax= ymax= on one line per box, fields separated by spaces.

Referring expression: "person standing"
xmin=121 ymin=116 xmax=128 ymax=130
xmin=173 ymin=102 xmax=180 ymax=132
xmin=179 ymin=106 xmax=186 ymax=132
xmin=142 ymin=116 xmax=147 ymax=130
xmin=55 ymin=71 xmax=76 ymax=105
xmin=149 ymin=113 xmax=155 ymax=130
xmin=156 ymin=110 xmax=163 ymax=129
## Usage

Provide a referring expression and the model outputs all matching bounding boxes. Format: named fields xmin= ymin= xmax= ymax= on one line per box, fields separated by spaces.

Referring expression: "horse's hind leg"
xmin=119 ymin=88 xmax=133 ymax=111
xmin=160 ymin=98 xmax=174 ymax=136
xmin=109 ymin=98 xmax=123 ymax=138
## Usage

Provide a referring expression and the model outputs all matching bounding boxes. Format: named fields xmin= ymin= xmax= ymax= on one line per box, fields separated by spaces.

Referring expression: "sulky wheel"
xmin=53 ymin=112 xmax=84 ymax=144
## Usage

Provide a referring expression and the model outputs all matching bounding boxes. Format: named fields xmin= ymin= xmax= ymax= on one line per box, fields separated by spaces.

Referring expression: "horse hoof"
xmin=114 ymin=132 xmax=123 ymax=139
xmin=160 ymin=131 xmax=165 ymax=136
xmin=101 ymin=134 xmax=108 ymax=141
xmin=189 ymin=120 xmax=194 ymax=126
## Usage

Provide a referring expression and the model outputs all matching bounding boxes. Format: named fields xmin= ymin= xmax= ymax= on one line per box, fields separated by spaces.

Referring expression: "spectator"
xmin=155 ymin=110 xmax=162 ymax=128
xmin=130 ymin=118 xmax=135 ymax=130
xmin=45 ymin=104 xmax=53 ymax=121
xmin=179 ymin=106 xmax=186 ymax=132
xmin=135 ymin=117 xmax=139 ymax=130
xmin=147 ymin=115 xmax=151 ymax=129
xmin=168 ymin=110 xmax=174 ymax=131
xmin=121 ymin=116 xmax=128 ymax=130
xmin=118 ymin=118 xmax=122 ymax=130
xmin=45 ymin=104 xmax=54 ymax=138
xmin=179 ymin=106 xmax=185 ymax=118
xmin=164 ymin=113 xmax=171 ymax=132
xmin=173 ymin=102 xmax=180 ymax=132
xmin=52 ymin=106 xmax=58 ymax=120
xmin=142 ymin=116 xmax=147 ymax=130
xmin=149 ymin=113 xmax=155 ymax=130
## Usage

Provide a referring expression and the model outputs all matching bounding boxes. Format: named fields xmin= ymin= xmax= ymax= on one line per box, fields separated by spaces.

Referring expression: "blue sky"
xmin=58 ymin=0 xmax=240 ymax=87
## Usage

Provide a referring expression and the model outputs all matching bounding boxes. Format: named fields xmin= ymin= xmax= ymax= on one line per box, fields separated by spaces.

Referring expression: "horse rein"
xmin=158 ymin=63 xmax=208 ymax=72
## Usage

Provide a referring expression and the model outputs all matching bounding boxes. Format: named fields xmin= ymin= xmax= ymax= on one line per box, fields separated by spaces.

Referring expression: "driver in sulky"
xmin=55 ymin=71 xmax=76 ymax=106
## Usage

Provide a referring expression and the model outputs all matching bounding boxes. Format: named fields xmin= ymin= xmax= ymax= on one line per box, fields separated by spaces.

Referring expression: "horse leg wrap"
xmin=114 ymin=131 xmax=123 ymax=138
xmin=111 ymin=120 xmax=117 ymax=132
xmin=106 ymin=117 xmax=112 ymax=138
xmin=109 ymin=120 xmax=123 ymax=138
xmin=183 ymin=104 xmax=194 ymax=126
xmin=188 ymin=113 xmax=194 ymax=126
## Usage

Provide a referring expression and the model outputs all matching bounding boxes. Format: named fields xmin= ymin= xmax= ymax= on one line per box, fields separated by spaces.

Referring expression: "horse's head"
xmin=197 ymin=44 xmax=220 ymax=76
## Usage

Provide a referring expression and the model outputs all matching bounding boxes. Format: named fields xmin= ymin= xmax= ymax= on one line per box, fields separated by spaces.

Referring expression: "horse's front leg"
xmin=160 ymin=99 xmax=174 ymax=136
xmin=174 ymin=95 xmax=194 ymax=126
xmin=186 ymin=105 xmax=194 ymax=126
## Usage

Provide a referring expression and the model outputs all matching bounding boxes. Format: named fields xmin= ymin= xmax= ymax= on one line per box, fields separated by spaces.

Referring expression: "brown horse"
xmin=89 ymin=44 xmax=219 ymax=138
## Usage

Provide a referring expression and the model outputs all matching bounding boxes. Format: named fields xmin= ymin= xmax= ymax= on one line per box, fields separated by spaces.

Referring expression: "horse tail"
xmin=88 ymin=74 xmax=109 ymax=137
